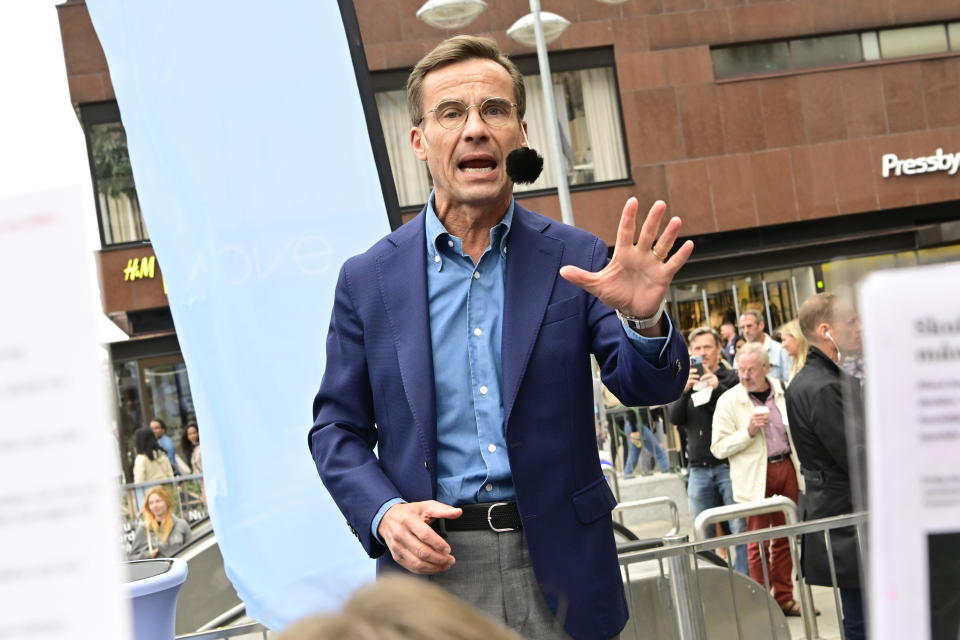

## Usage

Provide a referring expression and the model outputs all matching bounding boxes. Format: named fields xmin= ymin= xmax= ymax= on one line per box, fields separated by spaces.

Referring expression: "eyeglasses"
xmin=420 ymin=98 xmax=518 ymax=130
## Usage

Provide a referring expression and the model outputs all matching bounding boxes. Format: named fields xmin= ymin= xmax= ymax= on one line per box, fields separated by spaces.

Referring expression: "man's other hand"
xmin=559 ymin=198 xmax=693 ymax=335
xmin=378 ymin=500 xmax=462 ymax=575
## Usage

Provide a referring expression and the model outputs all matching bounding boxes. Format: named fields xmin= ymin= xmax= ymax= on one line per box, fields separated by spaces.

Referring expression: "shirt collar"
xmin=424 ymin=191 xmax=514 ymax=268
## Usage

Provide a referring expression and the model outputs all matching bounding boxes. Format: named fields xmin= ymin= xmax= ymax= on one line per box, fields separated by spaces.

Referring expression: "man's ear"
xmin=815 ymin=322 xmax=831 ymax=341
xmin=411 ymin=126 xmax=428 ymax=161
xmin=520 ymin=120 xmax=529 ymax=147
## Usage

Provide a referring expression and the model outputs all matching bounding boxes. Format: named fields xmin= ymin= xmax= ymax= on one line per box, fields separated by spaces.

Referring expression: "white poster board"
xmin=860 ymin=263 xmax=960 ymax=640
xmin=0 ymin=189 xmax=128 ymax=639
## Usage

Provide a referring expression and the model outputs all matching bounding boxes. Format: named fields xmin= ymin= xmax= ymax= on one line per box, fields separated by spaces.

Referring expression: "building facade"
xmin=58 ymin=0 xmax=960 ymax=471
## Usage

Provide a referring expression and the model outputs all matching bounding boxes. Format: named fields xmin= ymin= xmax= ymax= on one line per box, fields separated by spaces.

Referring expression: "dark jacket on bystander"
xmin=786 ymin=346 xmax=863 ymax=589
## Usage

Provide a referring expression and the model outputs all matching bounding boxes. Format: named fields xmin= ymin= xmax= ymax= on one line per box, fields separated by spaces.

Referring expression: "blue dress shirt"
xmin=371 ymin=195 xmax=673 ymax=540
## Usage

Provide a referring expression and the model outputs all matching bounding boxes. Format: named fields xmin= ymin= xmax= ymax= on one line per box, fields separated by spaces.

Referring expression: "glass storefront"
xmin=113 ymin=353 xmax=195 ymax=483
xmin=669 ymin=244 xmax=960 ymax=339
xmin=669 ymin=266 xmax=816 ymax=338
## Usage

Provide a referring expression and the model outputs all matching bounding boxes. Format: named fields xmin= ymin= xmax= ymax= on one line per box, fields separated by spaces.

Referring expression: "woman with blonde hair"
xmin=129 ymin=486 xmax=191 ymax=559
xmin=777 ymin=319 xmax=809 ymax=383
xmin=278 ymin=575 xmax=524 ymax=640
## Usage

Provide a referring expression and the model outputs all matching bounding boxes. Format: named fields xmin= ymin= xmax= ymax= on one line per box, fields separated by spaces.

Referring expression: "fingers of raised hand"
xmin=636 ymin=200 xmax=667 ymax=251
xmin=614 ymin=197 xmax=641 ymax=252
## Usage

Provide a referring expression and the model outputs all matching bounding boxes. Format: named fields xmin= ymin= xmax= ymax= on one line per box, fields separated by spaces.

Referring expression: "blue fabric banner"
xmin=85 ymin=1 xmax=391 ymax=628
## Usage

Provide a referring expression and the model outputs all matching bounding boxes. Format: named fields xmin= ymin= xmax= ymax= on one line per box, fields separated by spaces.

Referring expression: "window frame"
xmin=371 ymin=47 xmax=633 ymax=213
xmin=79 ymin=101 xmax=151 ymax=250
xmin=711 ymin=20 xmax=960 ymax=83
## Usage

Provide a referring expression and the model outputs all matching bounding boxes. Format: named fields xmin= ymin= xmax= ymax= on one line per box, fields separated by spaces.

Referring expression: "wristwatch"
xmin=616 ymin=300 xmax=666 ymax=332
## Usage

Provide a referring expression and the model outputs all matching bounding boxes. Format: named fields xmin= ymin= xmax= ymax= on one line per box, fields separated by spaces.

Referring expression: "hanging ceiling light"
xmin=415 ymin=0 xmax=488 ymax=30
xmin=506 ymin=12 xmax=571 ymax=47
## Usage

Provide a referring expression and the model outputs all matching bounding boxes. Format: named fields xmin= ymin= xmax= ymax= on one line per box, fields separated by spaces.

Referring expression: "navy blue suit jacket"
xmin=310 ymin=204 xmax=688 ymax=640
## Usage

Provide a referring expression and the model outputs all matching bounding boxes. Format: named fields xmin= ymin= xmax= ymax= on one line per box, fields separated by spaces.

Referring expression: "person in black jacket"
xmin=669 ymin=327 xmax=747 ymax=574
xmin=786 ymin=293 xmax=866 ymax=640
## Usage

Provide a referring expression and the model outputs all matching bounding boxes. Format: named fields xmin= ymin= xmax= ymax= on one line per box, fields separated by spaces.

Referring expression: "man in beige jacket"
xmin=711 ymin=342 xmax=805 ymax=616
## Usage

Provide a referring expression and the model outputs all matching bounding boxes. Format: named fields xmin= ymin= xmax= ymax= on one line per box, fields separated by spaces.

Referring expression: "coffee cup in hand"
xmin=753 ymin=406 xmax=770 ymax=422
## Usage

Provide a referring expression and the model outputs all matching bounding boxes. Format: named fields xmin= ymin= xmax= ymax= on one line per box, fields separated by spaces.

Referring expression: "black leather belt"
xmin=442 ymin=501 xmax=522 ymax=533
xmin=687 ymin=460 xmax=728 ymax=468
xmin=767 ymin=453 xmax=790 ymax=463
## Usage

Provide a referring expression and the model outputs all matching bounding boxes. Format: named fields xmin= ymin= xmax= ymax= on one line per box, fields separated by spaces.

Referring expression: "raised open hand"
xmin=559 ymin=198 xmax=693 ymax=329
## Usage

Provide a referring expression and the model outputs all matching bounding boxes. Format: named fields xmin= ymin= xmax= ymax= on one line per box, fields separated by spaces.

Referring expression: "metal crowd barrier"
xmin=617 ymin=496 xmax=868 ymax=640
xmin=176 ymin=622 xmax=269 ymax=640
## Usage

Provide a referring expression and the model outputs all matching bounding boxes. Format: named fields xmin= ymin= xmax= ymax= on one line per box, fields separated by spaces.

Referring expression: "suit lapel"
xmin=502 ymin=205 xmax=561 ymax=427
xmin=377 ymin=212 xmax=437 ymax=461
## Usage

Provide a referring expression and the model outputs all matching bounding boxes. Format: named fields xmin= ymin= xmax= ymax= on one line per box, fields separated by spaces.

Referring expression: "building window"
xmin=713 ymin=21 xmax=960 ymax=80
xmin=81 ymin=103 xmax=149 ymax=246
xmin=373 ymin=48 xmax=629 ymax=209
xmin=114 ymin=354 xmax=195 ymax=483
xmin=877 ymin=24 xmax=949 ymax=59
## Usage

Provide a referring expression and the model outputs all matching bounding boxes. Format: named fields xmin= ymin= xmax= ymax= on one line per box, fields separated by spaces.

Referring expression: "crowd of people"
xmin=656 ymin=293 xmax=865 ymax=639
xmin=127 ymin=417 xmax=204 ymax=560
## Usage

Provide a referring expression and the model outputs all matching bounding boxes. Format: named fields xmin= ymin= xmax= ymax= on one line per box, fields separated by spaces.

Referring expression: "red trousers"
xmin=746 ymin=458 xmax=799 ymax=607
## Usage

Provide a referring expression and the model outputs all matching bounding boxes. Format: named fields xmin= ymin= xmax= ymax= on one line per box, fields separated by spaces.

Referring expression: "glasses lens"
xmin=433 ymin=101 xmax=467 ymax=130
xmin=480 ymin=99 xmax=514 ymax=127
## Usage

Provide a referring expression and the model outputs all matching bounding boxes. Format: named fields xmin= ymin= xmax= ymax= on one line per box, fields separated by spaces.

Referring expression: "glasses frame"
xmin=419 ymin=97 xmax=519 ymax=130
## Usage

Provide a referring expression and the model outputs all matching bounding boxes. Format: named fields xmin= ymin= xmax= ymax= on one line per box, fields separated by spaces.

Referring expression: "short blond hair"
xmin=277 ymin=575 xmax=524 ymax=640
xmin=406 ymin=35 xmax=526 ymax=126
xmin=798 ymin=293 xmax=837 ymax=341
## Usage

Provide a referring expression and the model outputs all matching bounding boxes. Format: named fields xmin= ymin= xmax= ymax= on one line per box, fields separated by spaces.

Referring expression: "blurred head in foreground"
xmin=277 ymin=575 xmax=523 ymax=640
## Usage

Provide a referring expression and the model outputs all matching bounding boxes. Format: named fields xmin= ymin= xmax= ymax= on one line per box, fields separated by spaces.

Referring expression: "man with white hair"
xmin=738 ymin=310 xmax=792 ymax=382
xmin=711 ymin=342 xmax=805 ymax=616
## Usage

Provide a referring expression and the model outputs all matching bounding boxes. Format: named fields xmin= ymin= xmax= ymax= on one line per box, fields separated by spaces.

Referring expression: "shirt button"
xmin=488 ymin=444 xmax=497 ymax=453
xmin=479 ymin=385 xmax=488 ymax=395
xmin=433 ymin=255 xmax=441 ymax=264
xmin=473 ymin=327 xmax=482 ymax=336
xmin=473 ymin=272 xmax=481 ymax=279
xmin=485 ymin=483 xmax=493 ymax=492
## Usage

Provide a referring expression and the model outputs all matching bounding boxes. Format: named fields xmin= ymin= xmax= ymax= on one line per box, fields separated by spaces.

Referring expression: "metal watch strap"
xmin=616 ymin=299 xmax=665 ymax=331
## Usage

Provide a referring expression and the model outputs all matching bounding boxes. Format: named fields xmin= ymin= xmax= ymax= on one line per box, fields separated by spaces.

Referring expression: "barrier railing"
xmin=617 ymin=499 xmax=867 ymax=640
xmin=176 ymin=622 xmax=268 ymax=640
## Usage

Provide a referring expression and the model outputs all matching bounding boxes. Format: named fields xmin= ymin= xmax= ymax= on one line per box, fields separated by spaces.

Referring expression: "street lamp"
xmin=507 ymin=2 xmax=574 ymax=226
xmin=415 ymin=0 xmax=488 ymax=30
xmin=505 ymin=11 xmax=570 ymax=47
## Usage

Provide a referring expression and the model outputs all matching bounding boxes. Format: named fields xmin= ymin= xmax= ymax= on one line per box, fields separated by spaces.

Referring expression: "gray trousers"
xmin=429 ymin=529 xmax=621 ymax=640
xmin=429 ymin=529 xmax=573 ymax=639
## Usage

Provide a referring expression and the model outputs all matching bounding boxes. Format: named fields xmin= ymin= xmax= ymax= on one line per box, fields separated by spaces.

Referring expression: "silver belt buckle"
xmin=486 ymin=502 xmax=516 ymax=533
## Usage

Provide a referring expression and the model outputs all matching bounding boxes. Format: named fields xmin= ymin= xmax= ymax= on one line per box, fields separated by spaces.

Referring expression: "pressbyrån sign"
xmin=881 ymin=148 xmax=960 ymax=178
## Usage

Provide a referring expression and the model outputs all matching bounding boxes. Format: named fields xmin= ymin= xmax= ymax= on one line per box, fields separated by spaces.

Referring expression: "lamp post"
xmin=417 ymin=0 xmax=576 ymax=226
xmin=506 ymin=4 xmax=574 ymax=226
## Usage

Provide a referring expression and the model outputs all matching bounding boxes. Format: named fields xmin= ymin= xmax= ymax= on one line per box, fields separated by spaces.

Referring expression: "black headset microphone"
xmin=506 ymin=127 xmax=544 ymax=184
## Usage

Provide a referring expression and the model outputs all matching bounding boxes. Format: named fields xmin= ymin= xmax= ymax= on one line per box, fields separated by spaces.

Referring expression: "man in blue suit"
xmin=310 ymin=36 xmax=692 ymax=640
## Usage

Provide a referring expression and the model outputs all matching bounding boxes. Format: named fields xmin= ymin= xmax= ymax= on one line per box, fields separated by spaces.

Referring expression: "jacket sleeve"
xmin=668 ymin=394 xmax=689 ymax=429
xmin=710 ymin=392 xmax=754 ymax=459
xmin=129 ymin=524 xmax=150 ymax=560
xmin=133 ymin=456 xmax=145 ymax=484
xmin=587 ymin=237 xmax=688 ymax=408
xmin=308 ymin=262 xmax=401 ymax=559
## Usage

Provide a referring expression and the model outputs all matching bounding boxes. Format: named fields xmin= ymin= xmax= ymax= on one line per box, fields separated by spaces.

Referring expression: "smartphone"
xmin=690 ymin=355 xmax=704 ymax=376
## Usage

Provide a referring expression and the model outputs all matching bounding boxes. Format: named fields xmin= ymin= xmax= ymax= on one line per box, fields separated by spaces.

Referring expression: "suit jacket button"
xmin=675 ymin=359 xmax=682 ymax=376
